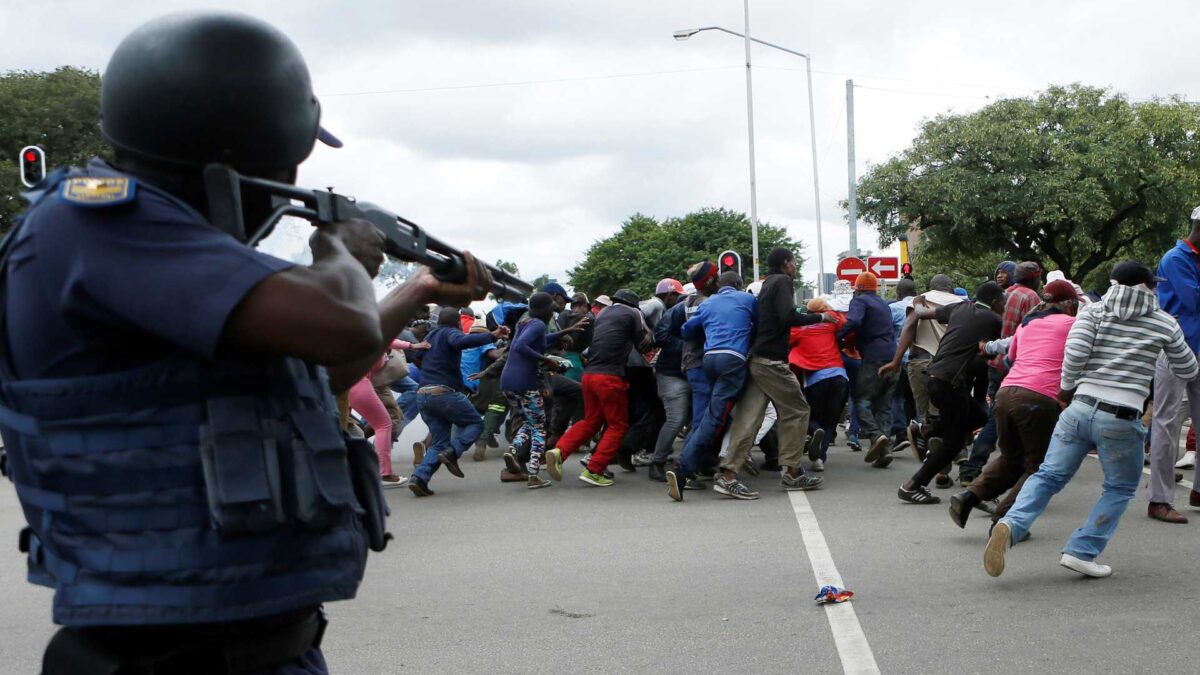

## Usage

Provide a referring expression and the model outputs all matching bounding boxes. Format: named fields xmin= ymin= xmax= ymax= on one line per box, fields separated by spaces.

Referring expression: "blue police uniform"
xmin=0 ymin=160 xmax=380 ymax=669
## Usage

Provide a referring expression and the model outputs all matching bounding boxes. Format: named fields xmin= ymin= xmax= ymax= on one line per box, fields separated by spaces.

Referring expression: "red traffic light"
xmin=901 ymin=262 xmax=913 ymax=276
xmin=24 ymin=150 xmax=37 ymax=162
xmin=722 ymin=254 xmax=736 ymax=267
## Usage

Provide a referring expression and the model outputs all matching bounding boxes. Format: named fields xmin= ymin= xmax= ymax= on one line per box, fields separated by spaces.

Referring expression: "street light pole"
xmin=674 ymin=24 xmax=826 ymax=292
xmin=741 ymin=0 xmax=761 ymax=280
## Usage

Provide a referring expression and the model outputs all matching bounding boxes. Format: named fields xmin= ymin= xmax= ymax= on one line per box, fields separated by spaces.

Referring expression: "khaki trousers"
xmin=721 ymin=356 xmax=811 ymax=472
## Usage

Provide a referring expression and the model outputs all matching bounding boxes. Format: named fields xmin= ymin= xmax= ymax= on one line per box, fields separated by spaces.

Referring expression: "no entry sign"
xmin=836 ymin=256 xmax=867 ymax=283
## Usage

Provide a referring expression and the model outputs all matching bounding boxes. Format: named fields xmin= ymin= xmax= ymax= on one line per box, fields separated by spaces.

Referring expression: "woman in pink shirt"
xmin=349 ymin=339 xmax=427 ymax=487
xmin=950 ymin=280 xmax=1080 ymax=529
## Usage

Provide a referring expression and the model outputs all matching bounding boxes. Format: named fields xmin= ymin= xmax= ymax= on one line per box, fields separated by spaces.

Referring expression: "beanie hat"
xmin=854 ymin=272 xmax=878 ymax=292
xmin=688 ymin=261 xmax=718 ymax=287
xmin=1014 ymin=261 xmax=1042 ymax=284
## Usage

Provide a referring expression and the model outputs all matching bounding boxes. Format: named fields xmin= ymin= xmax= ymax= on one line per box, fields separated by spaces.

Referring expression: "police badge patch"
xmin=61 ymin=176 xmax=137 ymax=207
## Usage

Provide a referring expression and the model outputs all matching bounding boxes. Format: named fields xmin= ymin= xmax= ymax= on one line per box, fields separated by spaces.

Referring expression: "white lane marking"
xmin=789 ymin=491 xmax=881 ymax=675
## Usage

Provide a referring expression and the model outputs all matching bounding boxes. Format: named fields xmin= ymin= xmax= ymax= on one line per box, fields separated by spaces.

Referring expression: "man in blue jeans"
xmin=666 ymin=271 xmax=756 ymax=500
xmin=984 ymin=262 xmax=1198 ymax=578
xmin=410 ymin=308 xmax=510 ymax=496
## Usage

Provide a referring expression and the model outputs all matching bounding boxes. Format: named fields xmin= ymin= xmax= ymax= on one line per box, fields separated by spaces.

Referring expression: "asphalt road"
xmin=1 ymin=422 xmax=1197 ymax=674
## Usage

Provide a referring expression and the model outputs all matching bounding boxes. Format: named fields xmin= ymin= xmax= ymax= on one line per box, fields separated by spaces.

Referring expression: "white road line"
xmin=789 ymin=491 xmax=881 ymax=675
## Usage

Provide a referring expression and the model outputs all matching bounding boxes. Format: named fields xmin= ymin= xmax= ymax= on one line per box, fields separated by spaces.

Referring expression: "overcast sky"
xmin=4 ymin=0 xmax=1197 ymax=289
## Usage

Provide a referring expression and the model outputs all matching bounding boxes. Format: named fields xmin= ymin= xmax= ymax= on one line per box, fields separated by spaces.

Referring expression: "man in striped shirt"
xmin=984 ymin=262 xmax=1199 ymax=579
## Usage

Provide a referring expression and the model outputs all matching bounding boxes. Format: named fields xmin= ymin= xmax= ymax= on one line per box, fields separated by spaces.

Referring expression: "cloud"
xmin=6 ymin=0 xmax=1200 ymax=288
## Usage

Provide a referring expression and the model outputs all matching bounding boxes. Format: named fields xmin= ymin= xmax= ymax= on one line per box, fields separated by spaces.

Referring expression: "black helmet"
xmin=100 ymin=11 xmax=340 ymax=171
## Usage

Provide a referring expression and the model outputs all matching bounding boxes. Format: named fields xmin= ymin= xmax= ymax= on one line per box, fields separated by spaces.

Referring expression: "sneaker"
xmin=782 ymin=471 xmax=824 ymax=491
xmin=500 ymin=469 xmax=528 ymax=483
xmin=714 ymin=476 xmax=760 ymax=500
xmin=503 ymin=452 xmax=522 ymax=475
xmin=682 ymin=477 xmax=705 ymax=490
xmin=438 ymin=451 xmax=464 ymax=478
xmin=631 ymin=451 xmax=654 ymax=467
xmin=847 ymin=435 xmax=862 ymax=452
xmin=617 ymin=450 xmax=637 ymax=473
xmin=983 ymin=521 xmax=1012 ymax=577
xmin=1059 ymin=553 xmax=1112 ymax=578
xmin=666 ymin=470 xmax=683 ymax=502
xmin=545 ymin=449 xmax=564 ymax=481
xmin=741 ymin=459 xmax=761 ymax=477
xmin=528 ymin=474 xmax=552 ymax=490
xmin=472 ymin=442 xmax=486 ymax=462
xmin=898 ymin=485 xmax=940 ymax=504
xmin=892 ymin=439 xmax=911 ymax=455
xmin=381 ymin=474 xmax=409 ymax=489
xmin=871 ymin=452 xmax=893 ymax=469
xmin=579 ymin=469 xmax=614 ymax=487
xmin=908 ymin=421 xmax=928 ymax=461
xmin=865 ymin=435 xmax=890 ymax=464
xmin=1176 ymin=450 xmax=1196 ymax=469
xmin=648 ymin=463 xmax=667 ymax=482
xmin=579 ymin=453 xmax=593 ymax=468
xmin=935 ymin=473 xmax=953 ymax=489
xmin=412 ymin=441 xmax=426 ymax=467
xmin=806 ymin=429 xmax=825 ymax=462
xmin=812 ymin=458 xmax=825 ymax=472
xmin=408 ymin=477 xmax=434 ymax=497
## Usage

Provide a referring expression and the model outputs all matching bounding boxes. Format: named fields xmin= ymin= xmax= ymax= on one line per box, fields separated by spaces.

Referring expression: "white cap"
xmin=1046 ymin=270 xmax=1066 ymax=283
xmin=746 ymin=280 xmax=764 ymax=297
xmin=1191 ymin=206 xmax=1200 ymax=221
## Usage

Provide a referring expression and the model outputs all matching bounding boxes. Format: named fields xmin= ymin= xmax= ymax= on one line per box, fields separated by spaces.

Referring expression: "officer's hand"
xmin=409 ymin=251 xmax=493 ymax=307
xmin=317 ymin=218 xmax=386 ymax=278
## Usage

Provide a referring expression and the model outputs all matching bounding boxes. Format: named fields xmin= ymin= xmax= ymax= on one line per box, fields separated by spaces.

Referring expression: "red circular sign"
xmin=836 ymin=256 xmax=867 ymax=282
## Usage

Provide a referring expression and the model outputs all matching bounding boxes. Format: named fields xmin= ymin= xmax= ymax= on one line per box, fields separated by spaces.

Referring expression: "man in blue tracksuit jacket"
xmin=668 ymin=271 xmax=757 ymax=493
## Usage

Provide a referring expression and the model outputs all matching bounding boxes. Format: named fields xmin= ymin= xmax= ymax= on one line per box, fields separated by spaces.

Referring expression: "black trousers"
xmin=911 ymin=375 xmax=988 ymax=487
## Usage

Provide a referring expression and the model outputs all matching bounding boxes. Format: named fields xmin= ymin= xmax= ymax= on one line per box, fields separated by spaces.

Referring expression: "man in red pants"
xmin=545 ymin=289 xmax=649 ymax=486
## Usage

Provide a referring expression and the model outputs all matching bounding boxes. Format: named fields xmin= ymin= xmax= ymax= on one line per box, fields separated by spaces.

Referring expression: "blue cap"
xmin=541 ymin=282 xmax=568 ymax=297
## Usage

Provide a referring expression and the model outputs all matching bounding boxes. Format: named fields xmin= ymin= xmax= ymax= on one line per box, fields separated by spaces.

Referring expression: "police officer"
xmin=0 ymin=12 xmax=492 ymax=675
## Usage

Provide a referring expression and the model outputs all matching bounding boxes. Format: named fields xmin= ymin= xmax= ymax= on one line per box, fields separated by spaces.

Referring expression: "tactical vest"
xmin=0 ymin=165 xmax=382 ymax=626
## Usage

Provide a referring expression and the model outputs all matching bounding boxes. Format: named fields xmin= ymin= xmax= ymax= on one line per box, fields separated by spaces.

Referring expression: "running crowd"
xmin=345 ymin=210 xmax=1200 ymax=581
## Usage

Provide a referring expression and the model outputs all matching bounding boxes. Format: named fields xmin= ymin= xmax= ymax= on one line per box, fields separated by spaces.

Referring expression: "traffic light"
xmin=19 ymin=146 xmax=45 ymax=188
xmin=901 ymin=262 xmax=913 ymax=277
xmin=718 ymin=250 xmax=741 ymax=277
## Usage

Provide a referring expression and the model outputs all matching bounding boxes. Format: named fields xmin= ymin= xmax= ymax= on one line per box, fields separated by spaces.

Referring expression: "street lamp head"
xmin=673 ymin=28 xmax=699 ymax=41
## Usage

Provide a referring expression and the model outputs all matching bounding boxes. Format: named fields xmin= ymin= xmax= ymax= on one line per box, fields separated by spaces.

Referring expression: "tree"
xmin=530 ymin=273 xmax=551 ymax=291
xmin=856 ymin=85 xmax=1200 ymax=285
xmin=568 ymin=207 xmax=803 ymax=298
xmin=0 ymin=67 xmax=108 ymax=233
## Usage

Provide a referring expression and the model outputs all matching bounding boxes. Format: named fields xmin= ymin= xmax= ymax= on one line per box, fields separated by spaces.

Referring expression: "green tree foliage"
xmin=856 ymin=84 xmax=1200 ymax=284
xmin=494 ymin=259 xmax=520 ymax=276
xmin=0 ymin=67 xmax=108 ymax=232
xmin=567 ymin=207 xmax=803 ymax=298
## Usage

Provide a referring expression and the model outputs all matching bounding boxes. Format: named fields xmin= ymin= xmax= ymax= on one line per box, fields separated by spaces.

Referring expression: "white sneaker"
xmin=1059 ymin=553 xmax=1112 ymax=578
xmin=812 ymin=458 xmax=825 ymax=472
xmin=631 ymin=451 xmax=654 ymax=467
xmin=1175 ymin=450 xmax=1195 ymax=469
xmin=381 ymin=475 xmax=409 ymax=489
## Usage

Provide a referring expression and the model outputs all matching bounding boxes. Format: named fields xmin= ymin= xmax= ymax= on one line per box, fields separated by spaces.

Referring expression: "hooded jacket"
xmin=1156 ymin=239 xmax=1200 ymax=352
xmin=1062 ymin=284 xmax=1198 ymax=408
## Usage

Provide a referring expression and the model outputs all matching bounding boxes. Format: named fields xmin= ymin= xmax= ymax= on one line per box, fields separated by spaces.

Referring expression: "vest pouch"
xmin=345 ymin=436 xmax=391 ymax=552
xmin=288 ymin=410 xmax=360 ymax=530
xmin=199 ymin=398 xmax=286 ymax=535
